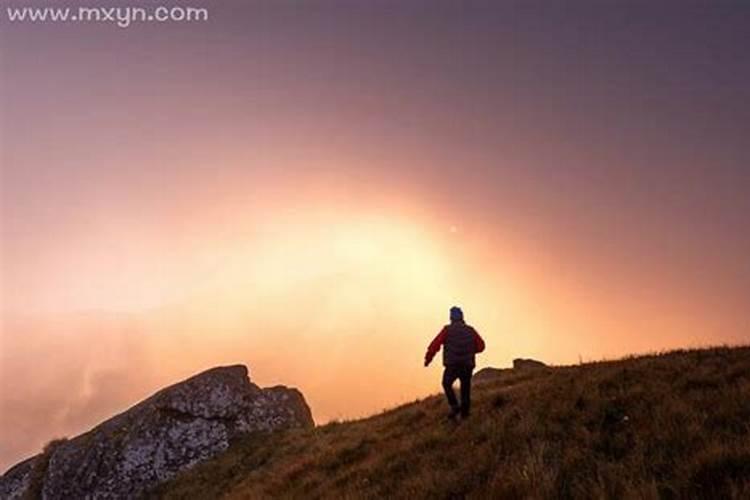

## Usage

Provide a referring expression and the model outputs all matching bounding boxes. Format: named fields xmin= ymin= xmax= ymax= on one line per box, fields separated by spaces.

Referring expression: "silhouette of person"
xmin=424 ymin=306 xmax=486 ymax=419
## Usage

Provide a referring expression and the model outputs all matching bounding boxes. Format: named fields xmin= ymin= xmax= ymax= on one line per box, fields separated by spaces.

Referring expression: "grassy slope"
xmin=154 ymin=347 xmax=750 ymax=499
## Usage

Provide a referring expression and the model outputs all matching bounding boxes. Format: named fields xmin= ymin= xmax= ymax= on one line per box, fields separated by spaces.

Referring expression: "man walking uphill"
xmin=424 ymin=306 xmax=486 ymax=419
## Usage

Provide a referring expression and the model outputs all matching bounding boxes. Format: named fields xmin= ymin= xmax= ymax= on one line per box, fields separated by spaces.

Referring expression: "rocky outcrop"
xmin=0 ymin=365 xmax=313 ymax=499
xmin=513 ymin=358 xmax=547 ymax=370
xmin=475 ymin=359 xmax=548 ymax=382
xmin=473 ymin=367 xmax=509 ymax=383
xmin=0 ymin=456 xmax=39 ymax=500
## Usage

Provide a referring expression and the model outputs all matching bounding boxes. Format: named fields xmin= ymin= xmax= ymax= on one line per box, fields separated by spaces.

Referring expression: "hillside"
xmin=154 ymin=346 xmax=750 ymax=499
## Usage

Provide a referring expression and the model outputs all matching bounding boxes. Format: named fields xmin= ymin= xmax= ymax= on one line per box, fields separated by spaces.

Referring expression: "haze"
xmin=2 ymin=1 xmax=749 ymax=472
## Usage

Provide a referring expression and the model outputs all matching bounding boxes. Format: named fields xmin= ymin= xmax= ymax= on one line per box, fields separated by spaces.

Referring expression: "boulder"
xmin=0 ymin=456 xmax=39 ymax=500
xmin=513 ymin=358 xmax=547 ymax=370
xmin=0 ymin=365 xmax=313 ymax=499
xmin=473 ymin=367 xmax=509 ymax=383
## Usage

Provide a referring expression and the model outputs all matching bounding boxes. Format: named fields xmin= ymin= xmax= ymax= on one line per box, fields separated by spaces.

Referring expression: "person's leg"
xmin=442 ymin=366 xmax=460 ymax=414
xmin=459 ymin=366 xmax=473 ymax=417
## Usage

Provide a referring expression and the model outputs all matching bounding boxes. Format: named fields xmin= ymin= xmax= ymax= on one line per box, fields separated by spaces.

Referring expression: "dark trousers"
xmin=442 ymin=365 xmax=473 ymax=416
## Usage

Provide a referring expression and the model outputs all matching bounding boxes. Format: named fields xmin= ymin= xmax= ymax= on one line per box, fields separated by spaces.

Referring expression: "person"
xmin=424 ymin=306 xmax=485 ymax=419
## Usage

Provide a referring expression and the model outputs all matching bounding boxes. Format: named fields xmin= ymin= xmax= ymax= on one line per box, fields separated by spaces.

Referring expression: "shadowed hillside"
xmin=153 ymin=346 xmax=750 ymax=499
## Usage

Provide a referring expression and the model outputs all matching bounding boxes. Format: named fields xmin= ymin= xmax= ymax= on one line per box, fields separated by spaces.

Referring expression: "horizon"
xmin=2 ymin=1 xmax=749 ymax=473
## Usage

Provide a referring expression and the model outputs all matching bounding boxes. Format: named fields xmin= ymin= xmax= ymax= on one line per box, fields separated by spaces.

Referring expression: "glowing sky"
xmin=1 ymin=1 xmax=749 ymax=471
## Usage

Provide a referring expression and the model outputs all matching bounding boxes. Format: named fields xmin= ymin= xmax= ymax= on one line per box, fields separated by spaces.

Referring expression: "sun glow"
xmin=172 ymin=208 xmax=456 ymax=329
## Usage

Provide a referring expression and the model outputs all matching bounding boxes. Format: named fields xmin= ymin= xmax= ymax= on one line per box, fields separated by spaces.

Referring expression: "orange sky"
xmin=2 ymin=1 xmax=749 ymax=472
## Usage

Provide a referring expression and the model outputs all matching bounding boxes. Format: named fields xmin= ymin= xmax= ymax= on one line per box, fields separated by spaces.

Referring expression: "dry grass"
xmin=153 ymin=346 xmax=750 ymax=499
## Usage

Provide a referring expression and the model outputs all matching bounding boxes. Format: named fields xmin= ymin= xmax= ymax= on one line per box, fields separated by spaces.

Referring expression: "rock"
xmin=473 ymin=367 xmax=509 ymax=383
xmin=0 ymin=456 xmax=38 ymax=500
xmin=513 ymin=358 xmax=547 ymax=370
xmin=0 ymin=365 xmax=313 ymax=499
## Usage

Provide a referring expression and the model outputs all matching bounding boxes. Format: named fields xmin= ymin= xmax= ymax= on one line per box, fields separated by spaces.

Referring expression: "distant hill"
xmin=153 ymin=346 xmax=750 ymax=499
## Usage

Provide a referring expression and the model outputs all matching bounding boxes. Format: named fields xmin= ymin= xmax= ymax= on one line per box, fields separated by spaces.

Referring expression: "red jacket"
xmin=425 ymin=322 xmax=485 ymax=367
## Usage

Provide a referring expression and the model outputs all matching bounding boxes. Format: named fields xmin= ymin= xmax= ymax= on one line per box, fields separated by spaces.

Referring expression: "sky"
xmin=1 ymin=0 xmax=749 ymax=472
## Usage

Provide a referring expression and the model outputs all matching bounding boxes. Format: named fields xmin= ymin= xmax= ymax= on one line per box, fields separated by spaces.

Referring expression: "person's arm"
xmin=473 ymin=328 xmax=486 ymax=353
xmin=424 ymin=327 xmax=447 ymax=366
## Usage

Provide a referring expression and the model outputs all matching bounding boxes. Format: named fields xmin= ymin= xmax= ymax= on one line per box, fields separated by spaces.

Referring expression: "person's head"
xmin=449 ymin=306 xmax=464 ymax=323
